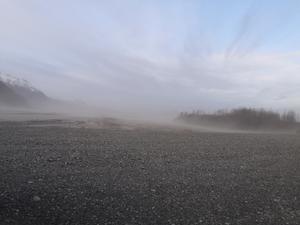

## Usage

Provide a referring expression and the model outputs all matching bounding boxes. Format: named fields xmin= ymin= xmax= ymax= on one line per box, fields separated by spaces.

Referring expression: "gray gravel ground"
xmin=0 ymin=121 xmax=299 ymax=225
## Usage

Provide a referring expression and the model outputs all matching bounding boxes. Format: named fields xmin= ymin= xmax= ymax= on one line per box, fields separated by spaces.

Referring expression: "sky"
xmin=1 ymin=0 xmax=300 ymax=117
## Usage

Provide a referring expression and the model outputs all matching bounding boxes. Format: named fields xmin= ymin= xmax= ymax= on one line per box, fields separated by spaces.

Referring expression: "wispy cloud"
xmin=0 ymin=0 xmax=300 ymax=116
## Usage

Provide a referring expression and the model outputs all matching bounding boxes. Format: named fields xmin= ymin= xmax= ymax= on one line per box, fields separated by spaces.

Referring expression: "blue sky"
xmin=1 ymin=0 xmax=300 ymax=117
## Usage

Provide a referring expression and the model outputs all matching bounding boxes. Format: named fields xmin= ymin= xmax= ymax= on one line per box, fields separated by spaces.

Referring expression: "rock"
xmin=33 ymin=195 xmax=41 ymax=202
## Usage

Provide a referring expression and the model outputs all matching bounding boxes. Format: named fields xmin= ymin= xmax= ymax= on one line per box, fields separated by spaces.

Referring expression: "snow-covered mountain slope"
xmin=0 ymin=80 xmax=27 ymax=107
xmin=0 ymin=73 xmax=49 ymax=107
xmin=0 ymin=73 xmax=40 ymax=92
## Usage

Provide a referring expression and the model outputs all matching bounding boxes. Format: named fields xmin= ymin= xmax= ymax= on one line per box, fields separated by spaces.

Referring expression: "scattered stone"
xmin=33 ymin=196 xmax=41 ymax=202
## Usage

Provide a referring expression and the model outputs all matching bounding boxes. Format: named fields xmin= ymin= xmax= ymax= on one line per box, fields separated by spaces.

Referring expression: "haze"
xmin=1 ymin=0 xmax=300 ymax=118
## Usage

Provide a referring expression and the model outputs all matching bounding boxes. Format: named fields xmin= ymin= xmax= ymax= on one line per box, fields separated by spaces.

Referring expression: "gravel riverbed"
xmin=0 ymin=121 xmax=299 ymax=225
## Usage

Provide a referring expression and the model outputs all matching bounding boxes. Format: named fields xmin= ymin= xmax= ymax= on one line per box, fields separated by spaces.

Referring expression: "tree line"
xmin=177 ymin=108 xmax=298 ymax=130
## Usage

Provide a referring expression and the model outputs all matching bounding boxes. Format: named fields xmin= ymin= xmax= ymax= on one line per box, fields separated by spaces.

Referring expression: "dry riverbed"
xmin=0 ymin=120 xmax=299 ymax=224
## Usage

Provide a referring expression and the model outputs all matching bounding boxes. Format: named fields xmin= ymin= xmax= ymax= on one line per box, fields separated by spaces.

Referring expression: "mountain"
xmin=0 ymin=80 xmax=28 ymax=107
xmin=0 ymin=73 xmax=92 ymax=116
xmin=0 ymin=73 xmax=49 ymax=108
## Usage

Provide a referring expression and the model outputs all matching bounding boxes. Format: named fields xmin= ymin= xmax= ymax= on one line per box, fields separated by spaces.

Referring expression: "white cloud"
xmin=0 ymin=1 xmax=300 ymax=116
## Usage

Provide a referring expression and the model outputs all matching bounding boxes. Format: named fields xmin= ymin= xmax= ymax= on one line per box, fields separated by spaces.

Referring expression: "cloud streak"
xmin=0 ymin=0 xmax=300 ymax=117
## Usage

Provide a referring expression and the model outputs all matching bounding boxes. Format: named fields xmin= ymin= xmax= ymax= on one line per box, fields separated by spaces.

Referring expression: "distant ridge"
xmin=0 ymin=73 xmax=48 ymax=108
xmin=0 ymin=79 xmax=27 ymax=107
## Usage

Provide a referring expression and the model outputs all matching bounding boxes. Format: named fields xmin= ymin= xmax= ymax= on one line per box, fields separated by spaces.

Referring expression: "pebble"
xmin=33 ymin=196 xmax=41 ymax=202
